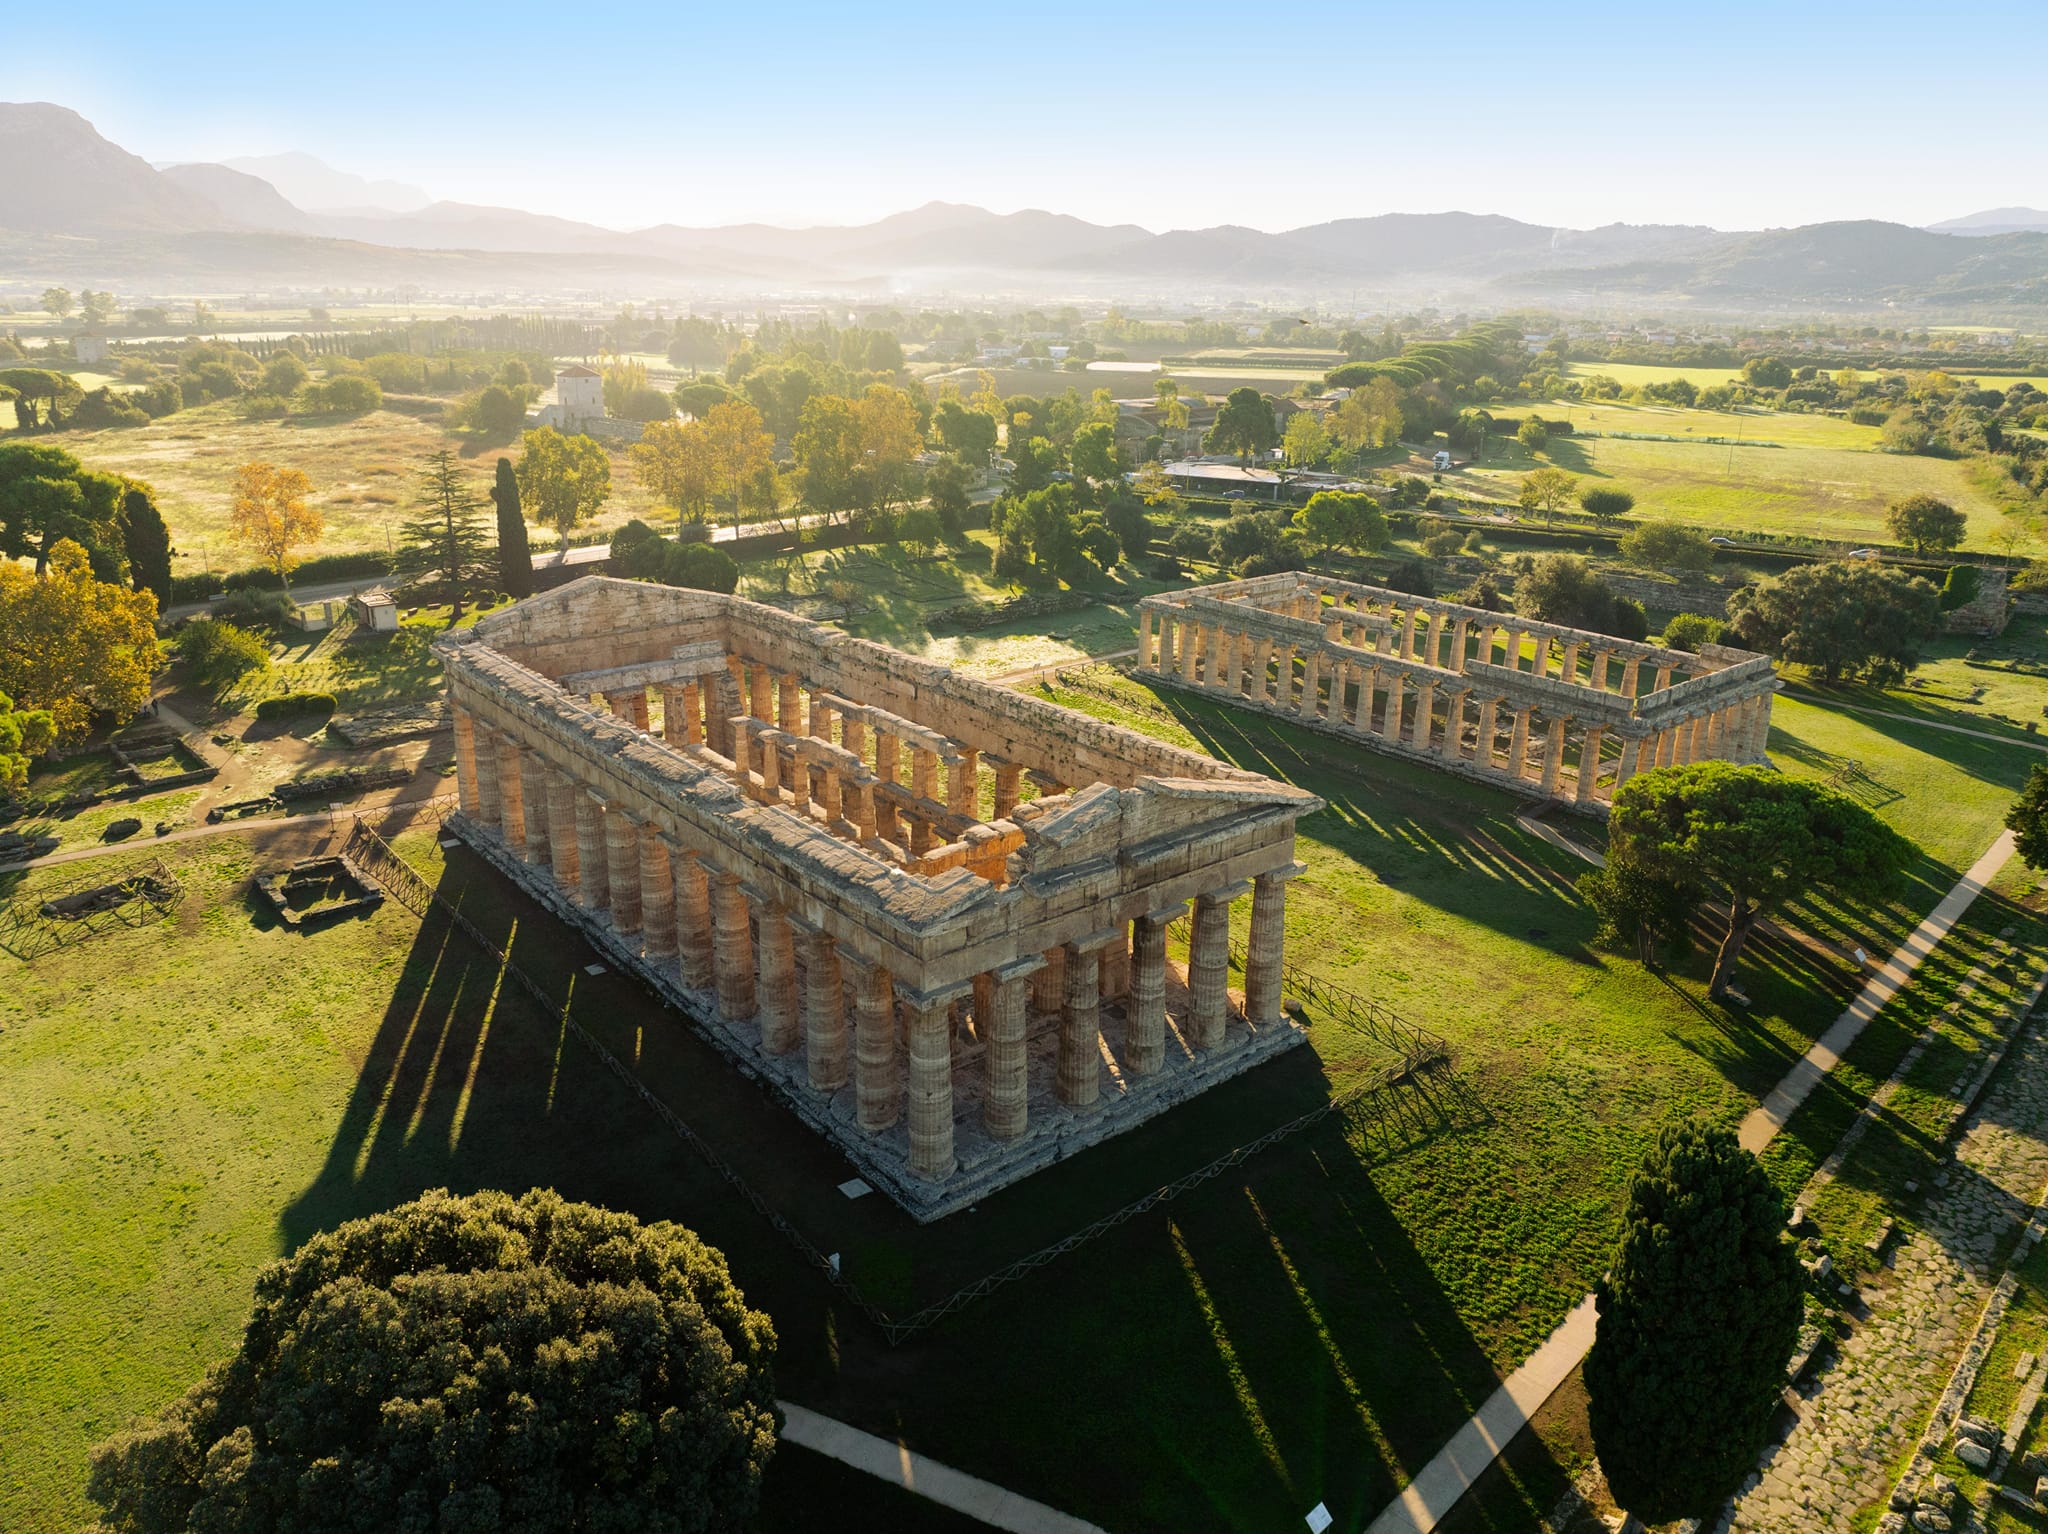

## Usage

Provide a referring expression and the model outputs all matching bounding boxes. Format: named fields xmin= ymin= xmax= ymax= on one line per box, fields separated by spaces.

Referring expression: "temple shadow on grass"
xmin=279 ymin=834 xmax=1559 ymax=1533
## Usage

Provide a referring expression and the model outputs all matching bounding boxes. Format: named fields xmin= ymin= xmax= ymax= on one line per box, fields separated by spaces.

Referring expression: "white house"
xmin=531 ymin=365 xmax=606 ymax=430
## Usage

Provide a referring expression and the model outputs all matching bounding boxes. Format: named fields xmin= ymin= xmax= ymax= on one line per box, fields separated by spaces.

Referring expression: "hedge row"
xmin=254 ymin=692 xmax=338 ymax=720
xmin=171 ymin=551 xmax=397 ymax=605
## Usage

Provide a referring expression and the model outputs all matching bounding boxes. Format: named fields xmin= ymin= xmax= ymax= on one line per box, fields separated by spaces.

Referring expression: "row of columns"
xmin=454 ymin=704 xmax=1297 ymax=1183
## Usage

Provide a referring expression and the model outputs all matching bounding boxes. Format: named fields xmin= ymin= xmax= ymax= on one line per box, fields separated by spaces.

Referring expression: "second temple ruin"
xmin=435 ymin=579 xmax=1319 ymax=1220
xmin=1139 ymin=573 xmax=1777 ymax=810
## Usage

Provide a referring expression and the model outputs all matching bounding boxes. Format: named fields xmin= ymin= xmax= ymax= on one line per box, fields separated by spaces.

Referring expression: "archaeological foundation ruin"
xmin=1139 ymin=574 xmax=1777 ymax=810
xmin=435 ymin=578 xmax=1319 ymax=1220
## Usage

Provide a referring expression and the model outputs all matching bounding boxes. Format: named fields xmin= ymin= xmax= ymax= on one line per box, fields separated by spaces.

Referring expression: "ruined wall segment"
xmin=435 ymin=577 xmax=1320 ymax=1220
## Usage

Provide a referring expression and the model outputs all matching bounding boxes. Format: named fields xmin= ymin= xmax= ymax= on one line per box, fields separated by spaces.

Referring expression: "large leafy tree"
xmin=1204 ymin=387 xmax=1277 ymax=462
xmin=2007 ymin=763 xmax=2048 ymax=869
xmin=398 ymin=451 xmax=494 ymax=620
xmin=87 ymin=1188 xmax=779 ymax=1534
xmin=703 ymin=400 xmax=774 ymax=529
xmin=1514 ymin=552 xmax=1619 ymax=630
xmin=1516 ymin=466 xmax=1579 ymax=523
xmin=0 ymin=368 xmax=85 ymax=430
xmin=1724 ymin=560 xmax=1941 ymax=683
xmin=852 ymin=384 xmax=921 ymax=516
xmin=1586 ymin=1117 xmax=1804 ymax=1523
xmin=229 ymin=461 xmax=321 ymax=595
xmin=1599 ymin=762 xmax=1913 ymax=997
xmin=1296 ymin=490 xmax=1387 ymax=556
xmin=0 ymin=441 xmax=130 ymax=577
xmin=0 ymin=538 xmax=161 ymax=742
xmin=631 ymin=418 xmax=716 ymax=531
xmin=1885 ymin=493 xmax=1966 ymax=555
xmin=490 ymin=457 xmax=533 ymax=598
xmin=0 ymin=687 xmax=56 ymax=797
xmin=931 ymin=397 xmax=997 ymax=461
xmin=515 ymin=428 xmax=611 ymax=552
xmin=792 ymin=395 xmax=862 ymax=523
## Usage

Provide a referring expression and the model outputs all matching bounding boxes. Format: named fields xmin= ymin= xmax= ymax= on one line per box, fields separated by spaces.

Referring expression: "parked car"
xmin=1846 ymin=548 xmax=1879 ymax=560
xmin=1708 ymin=536 xmax=1736 ymax=547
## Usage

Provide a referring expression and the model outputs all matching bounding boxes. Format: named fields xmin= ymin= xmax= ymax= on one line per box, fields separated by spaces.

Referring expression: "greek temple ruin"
xmin=435 ymin=578 xmax=1319 ymax=1220
xmin=1139 ymin=574 xmax=1776 ymax=811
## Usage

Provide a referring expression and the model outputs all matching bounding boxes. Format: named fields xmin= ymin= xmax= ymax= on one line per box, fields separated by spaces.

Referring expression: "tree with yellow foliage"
xmin=0 ymin=539 xmax=160 ymax=744
xmin=702 ymin=401 xmax=774 ymax=531
xmin=229 ymin=461 xmax=321 ymax=594
xmin=630 ymin=418 xmax=715 ymax=532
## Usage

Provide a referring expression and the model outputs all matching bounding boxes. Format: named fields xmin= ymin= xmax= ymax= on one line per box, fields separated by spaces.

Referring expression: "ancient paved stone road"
xmin=1727 ymin=1011 xmax=2048 ymax=1531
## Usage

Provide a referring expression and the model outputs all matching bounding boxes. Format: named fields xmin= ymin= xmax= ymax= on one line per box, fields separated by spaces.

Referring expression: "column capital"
xmin=1141 ymin=899 xmax=1190 ymax=925
xmin=992 ymin=953 xmax=1049 ymax=984
xmin=1197 ymin=879 xmax=1253 ymax=905
xmin=1064 ymin=926 xmax=1126 ymax=956
xmin=896 ymin=978 xmax=976 ymax=1012
xmin=1256 ymin=859 xmax=1309 ymax=886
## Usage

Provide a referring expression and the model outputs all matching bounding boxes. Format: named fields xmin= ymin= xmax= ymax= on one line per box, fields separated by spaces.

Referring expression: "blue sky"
xmin=9 ymin=0 xmax=2044 ymax=232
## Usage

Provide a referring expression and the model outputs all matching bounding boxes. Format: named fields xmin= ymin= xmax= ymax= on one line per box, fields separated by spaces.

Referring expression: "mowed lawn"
xmin=0 ymin=672 xmax=2028 ymax=1534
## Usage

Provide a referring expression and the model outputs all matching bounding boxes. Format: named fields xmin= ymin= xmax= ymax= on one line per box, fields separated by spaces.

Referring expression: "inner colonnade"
xmin=1139 ymin=574 xmax=1778 ymax=810
xmin=436 ymin=578 xmax=1318 ymax=1219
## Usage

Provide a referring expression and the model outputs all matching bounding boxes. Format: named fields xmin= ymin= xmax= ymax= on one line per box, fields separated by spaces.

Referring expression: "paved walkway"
xmin=1364 ymin=829 xmax=2020 ymax=1534
xmin=779 ymin=1402 xmax=1106 ymax=1533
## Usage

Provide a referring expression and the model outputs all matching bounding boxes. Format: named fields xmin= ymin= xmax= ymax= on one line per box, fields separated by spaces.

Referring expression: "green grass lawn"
xmin=1 ymin=659 xmax=2028 ymax=1534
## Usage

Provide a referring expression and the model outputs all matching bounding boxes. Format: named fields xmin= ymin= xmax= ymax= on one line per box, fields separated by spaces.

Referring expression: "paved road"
xmin=1365 ymin=827 xmax=2021 ymax=1534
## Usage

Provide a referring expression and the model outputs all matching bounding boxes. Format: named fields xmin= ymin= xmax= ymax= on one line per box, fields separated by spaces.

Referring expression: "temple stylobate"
xmin=434 ymin=578 xmax=1319 ymax=1221
xmin=1139 ymin=574 xmax=1777 ymax=810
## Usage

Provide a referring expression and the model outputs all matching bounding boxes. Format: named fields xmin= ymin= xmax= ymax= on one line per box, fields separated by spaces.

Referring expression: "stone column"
xmin=850 ymin=957 xmax=898 ymax=1131
xmin=1611 ymin=737 xmax=1640 ymax=796
xmin=1576 ymin=725 xmax=1606 ymax=805
xmin=1058 ymin=937 xmax=1108 ymax=1109
xmin=1621 ymin=656 xmax=1642 ymax=696
xmin=787 ymin=748 xmax=811 ymax=815
xmin=905 ymin=991 xmax=957 ymax=1180
xmin=993 ymin=762 xmax=1023 ymax=819
xmin=1450 ymin=617 xmax=1470 ymax=673
xmin=772 ymin=674 xmax=796 ymax=734
xmin=1475 ymin=697 xmax=1501 ymax=773
xmin=604 ymin=808 xmax=641 ymax=934
xmin=983 ymin=959 xmax=1039 ymax=1140
xmin=673 ymin=850 xmax=715 ymax=989
xmin=494 ymin=734 xmax=526 ymax=852
xmin=911 ymin=745 xmax=937 ymax=805
xmin=1355 ymin=666 xmax=1378 ymax=730
xmin=574 ymin=792 xmax=608 ymax=910
xmin=544 ymin=766 xmax=581 ymax=888
xmin=1245 ymin=866 xmax=1295 ymax=1027
xmin=638 ymin=830 xmax=676 ymax=958
xmin=1099 ymin=920 xmax=1131 ymax=1000
xmin=711 ymin=874 xmax=755 ymax=1023
xmin=946 ymin=751 xmax=978 ymax=817
xmin=681 ymin=681 xmax=704 ymax=744
xmin=800 ymin=926 xmax=847 ymax=1093
xmin=517 ymin=751 xmax=550 ymax=866
xmin=1298 ymin=652 xmax=1321 ymax=719
xmin=1152 ymin=612 xmax=1174 ymax=673
xmin=452 ymin=706 xmax=480 ymax=815
xmin=841 ymin=713 xmax=867 ymax=764
xmin=1588 ymin=651 xmax=1612 ymax=692
xmin=1273 ymin=645 xmax=1295 ymax=709
xmin=1180 ymin=621 xmax=1203 ymax=683
xmin=852 ymin=779 xmax=878 ymax=841
xmin=1128 ymin=905 xmax=1180 ymax=1076
xmin=1441 ymin=688 xmax=1471 ymax=761
xmin=1411 ymin=680 xmax=1437 ymax=751
xmin=1501 ymin=628 xmax=1523 ymax=672
xmin=1561 ymin=642 xmax=1581 ymax=685
xmin=1653 ymin=664 xmax=1673 ymax=693
xmin=1400 ymin=607 xmax=1419 ymax=659
xmin=1539 ymin=716 xmax=1568 ymax=796
xmin=1508 ymin=707 xmax=1532 ymax=781
xmin=1254 ymin=638 xmax=1274 ymax=701
xmin=1189 ymin=884 xmax=1244 ymax=1051
xmin=747 ymin=664 xmax=770 ymax=722
xmin=1381 ymin=674 xmax=1406 ymax=743
xmin=820 ymin=767 xmax=844 ymax=825
xmin=1139 ymin=609 xmax=1158 ymax=669
xmin=756 ymin=904 xmax=800 ymax=1054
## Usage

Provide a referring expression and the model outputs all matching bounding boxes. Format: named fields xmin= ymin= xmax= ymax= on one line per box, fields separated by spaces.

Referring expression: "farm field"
xmin=1565 ymin=360 xmax=1746 ymax=389
xmin=51 ymin=402 xmax=684 ymax=576
xmin=1439 ymin=397 xmax=2012 ymax=545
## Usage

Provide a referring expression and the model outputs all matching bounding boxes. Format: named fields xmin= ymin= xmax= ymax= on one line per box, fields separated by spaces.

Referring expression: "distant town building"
xmin=74 ymin=334 xmax=108 ymax=365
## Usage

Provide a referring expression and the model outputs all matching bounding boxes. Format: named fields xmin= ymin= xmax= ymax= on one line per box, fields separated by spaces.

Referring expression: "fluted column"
xmin=1058 ymin=938 xmax=1107 ymax=1108
xmin=1298 ymin=652 xmax=1321 ymax=719
xmin=1450 ymin=618 xmax=1470 ymax=673
xmin=494 ymin=734 xmax=526 ymax=853
xmin=756 ymin=904 xmax=800 ymax=1054
xmin=1576 ymin=726 xmax=1606 ymax=805
xmin=1441 ymin=688 xmax=1470 ymax=761
xmin=631 ymin=830 xmax=672 ymax=958
xmin=850 ymin=957 xmax=898 ymax=1131
xmin=543 ymin=766 xmax=581 ymax=888
xmin=984 ymin=958 xmax=1040 ymax=1139
xmin=800 ymin=926 xmax=847 ymax=1092
xmin=1411 ymin=680 xmax=1437 ymax=751
xmin=453 ymin=706 xmax=479 ymax=815
xmin=517 ymin=750 xmax=550 ymax=866
xmin=946 ymin=751 xmax=977 ymax=816
xmin=993 ymin=762 xmax=1023 ymax=819
xmin=1245 ymin=866 xmax=1297 ymax=1028
xmin=1400 ymin=607 xmax=1419 ymax=659
xmin=1180 ymin=621 xmax=1203 ymax=682
xmin=1475 ymin=697 xmax=1501 ymax=774
xmin=1031 ymin=946 xmax=1066 ymax=1013
xmin=674 ymin=852 xmax=714 ymax=989
xmin=574 ymin=791 xmax=608 ymax=909
xmin=1620 ymin=656 xmax=1642 ymax=696
xmin=1189 ymin=885 xmax=1243 ymax=1051
xmin=1152 ymin=613 xmax=1174 ymax=673
xmin=1381 ymin=674 xmax=1406 ymax=743
xmin=1139 ymin=609 xmax=1158 ymax=669
xmin=1507 ymin=708 xmax=1532 ymax=780
xmin=1539 ymin=716 xmax=1568 ymax=795
xmin=712 ymin=874 xmax=755 ymax=1023
xmin=604 ymin=808 xmax=641 ymax=934
xmin=1099 ymin=920 xmax=1131 ymax=999
xmin=1128 ymin=905 xmax=1179 ymax=1076
xmin=746 ymin=663 xmax=770 ymax=722
xmin=905 ymin=991 xmax=956 ymax=1180
xmin=1611 ymin=736 xmax=1641 ymax=796
xmin=1355 ymin=665 xmax=1378 ymax=730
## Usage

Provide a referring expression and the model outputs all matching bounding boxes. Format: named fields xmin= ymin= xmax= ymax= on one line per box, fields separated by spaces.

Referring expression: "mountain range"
xmin=6 ymin=101 xmax=2048 ymax=310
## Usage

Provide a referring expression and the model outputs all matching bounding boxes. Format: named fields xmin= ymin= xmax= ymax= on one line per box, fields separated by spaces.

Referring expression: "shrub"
xmin=1422 ymin=526 xmax=1465 ymax=558
xmin=174 ymin=618 xmax=271 ymax=691
xmin=668 ymin=541 xmax=739 ymax=594
xmin=253 ymin=690 xmax=337 ymax=719
xmin=1605 ymin=596 xmax=1650 ymax=642
xmin=210 ymin=587 xmax=296 ymax=631
xmin=131 ymin=379 xmax=183 ymax=418
xmin=1661 ymin=613 xmax=1726 ymax=652
xmin=236 ymin=392 xmax=292 ymax=420
xmin=1580 ymin=487 xmax=1637 ymax=520
xmin=1462 ymin=531 xmax=1487 ymax=554
xmin=72 ymin=387 xmax=150 ymax=429
xmin=301 ymin=375 xmax=382 ymax=414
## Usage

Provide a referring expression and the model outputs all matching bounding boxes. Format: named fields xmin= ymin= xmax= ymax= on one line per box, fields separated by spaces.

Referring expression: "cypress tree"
xmin=491 ymin=455 xmax=532 ymax=598
xmin=119 ymin=485 xmax=174 ymax=611
xmin=1585 ymin=1116 xmax=1805 ymax=1523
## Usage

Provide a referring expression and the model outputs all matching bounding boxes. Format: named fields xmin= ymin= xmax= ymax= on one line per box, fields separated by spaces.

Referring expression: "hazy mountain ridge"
xmin=7 ymin=102 xmax=2048 ymax=307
